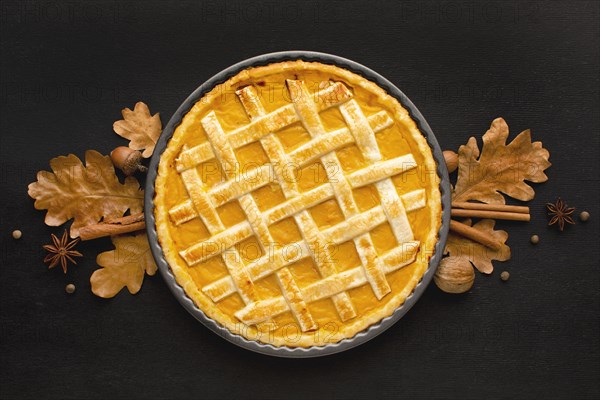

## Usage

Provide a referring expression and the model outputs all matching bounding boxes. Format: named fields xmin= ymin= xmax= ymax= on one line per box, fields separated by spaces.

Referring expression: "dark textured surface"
xmin=0 ymin=0 xmax=598 ymax=398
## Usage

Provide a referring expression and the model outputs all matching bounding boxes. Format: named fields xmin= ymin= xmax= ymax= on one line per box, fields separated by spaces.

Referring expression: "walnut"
xmin=434 ymin=257 xmax=475 ymax=294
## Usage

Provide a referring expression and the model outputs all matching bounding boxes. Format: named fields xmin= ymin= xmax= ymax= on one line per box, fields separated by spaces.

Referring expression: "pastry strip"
xmin=183 ymin=189 xmax=425 ymax=270
xmin=235 ymin=241 xmax=420 ymax=325
xmin=340 ymin=100 xmax=417 ymax=244
xmin=169 ymin=154 xmax=417 ymax=226
xmin=175 ymin=83 xmax=353 ymax=172
xmin=237 ymin=85 xmax=356 ymax=324
xmin=288 ymin=79 xmax=390 ymax=299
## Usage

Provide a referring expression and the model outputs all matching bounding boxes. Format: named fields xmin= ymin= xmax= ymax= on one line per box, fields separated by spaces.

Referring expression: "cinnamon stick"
xmin=451 ymin=201 xmax=529 ymax=215
xmin=449 ymin=220 xmax=503 ymax=250
xmin=451 ymin=208 xmax=530 ymax=221
xmin=79 ymin=212 xmax=146 ymax=241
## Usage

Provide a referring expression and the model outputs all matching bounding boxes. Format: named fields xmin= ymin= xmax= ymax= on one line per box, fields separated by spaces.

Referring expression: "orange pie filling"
xmin=154 ymin=61 xmax=441 ymax=347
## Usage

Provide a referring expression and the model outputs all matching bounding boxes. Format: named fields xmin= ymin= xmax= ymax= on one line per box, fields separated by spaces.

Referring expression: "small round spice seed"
xmin=530 ymin=234 xmax=540 ymax=244
xmin=12 ymin=230 xmax=22 ymax=239
xmin=65 ymin=284 xmax=76 ymax=294
xmin=580 ymin=211 xmax=590 ymax=222
xmin=500 ymin=271 xmax=510 ymax=281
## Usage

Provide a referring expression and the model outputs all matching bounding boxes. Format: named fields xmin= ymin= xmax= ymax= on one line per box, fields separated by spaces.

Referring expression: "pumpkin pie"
xmin=154 ymin=60 xmax=441 ymax=347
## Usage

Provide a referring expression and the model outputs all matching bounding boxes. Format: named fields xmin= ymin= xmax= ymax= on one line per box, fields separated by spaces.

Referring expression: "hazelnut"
xmin=110 ymin=146 xmax=147 ymax=176
xmin=434 ymin=257 xmax=474 ymax=294
xmin=443 ymin=150 xmax=458 ymax=173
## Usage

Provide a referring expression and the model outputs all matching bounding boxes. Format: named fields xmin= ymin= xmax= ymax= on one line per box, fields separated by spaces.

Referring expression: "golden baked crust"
xmin=154 ymin=60 xmax=441 ymax=347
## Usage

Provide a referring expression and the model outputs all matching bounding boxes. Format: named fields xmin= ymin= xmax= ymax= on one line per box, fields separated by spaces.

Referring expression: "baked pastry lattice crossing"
xmin=168 ymin=80 xmax=426 ymax=332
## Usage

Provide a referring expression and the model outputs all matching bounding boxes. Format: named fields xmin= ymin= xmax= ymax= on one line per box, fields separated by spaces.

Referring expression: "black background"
xmin=1 ymin=1 xmax=599 ymax=399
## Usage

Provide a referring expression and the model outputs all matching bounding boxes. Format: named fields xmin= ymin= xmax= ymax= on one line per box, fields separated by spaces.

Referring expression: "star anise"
xmin=546 ymin=198 xmax=576 ymax=231
xmin=43 ymin=230 xmax=83 ymax=273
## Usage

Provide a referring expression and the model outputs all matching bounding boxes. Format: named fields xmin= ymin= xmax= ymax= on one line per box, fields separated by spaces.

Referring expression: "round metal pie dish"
xmin=145 ymin=51 xmax=451 ymax=358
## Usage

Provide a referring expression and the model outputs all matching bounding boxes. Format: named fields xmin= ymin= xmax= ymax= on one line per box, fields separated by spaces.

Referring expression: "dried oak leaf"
xmin=453 ymin=118 xmax=551 ymax=204
xmin=91 ymin=233 xmax=157 ymax=298
xmin=28 ymin=150 xmax=143 ymax=238
xmin=113 ymin=102 xmax=162 ymax=158
xmin=444 ymin=219 xmax=510 ymax=274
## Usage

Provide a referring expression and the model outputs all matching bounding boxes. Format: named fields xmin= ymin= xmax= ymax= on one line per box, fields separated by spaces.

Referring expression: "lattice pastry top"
xmin=155 ymin=61 xmax=441 ymax=347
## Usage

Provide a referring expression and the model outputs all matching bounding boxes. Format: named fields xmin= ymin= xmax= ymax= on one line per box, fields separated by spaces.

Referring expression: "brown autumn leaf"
xmin=444 ymin=219 xmax=510 ymax=274
xmin=113 ymin=102 xmax=162 ymax=158
xmin=91 ymin=233 xmax=157 ymax=298
xmin=28 ymin=150 xmax=144 ymax=238
xmin=453 ymin=118 xmax=551 ymax=204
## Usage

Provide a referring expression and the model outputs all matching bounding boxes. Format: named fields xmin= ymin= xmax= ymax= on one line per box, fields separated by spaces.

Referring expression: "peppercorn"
xmin=500 ymin=271 xmax=510 ymax=281
xmin=530 ymin=234 xmax=539 ymax=244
